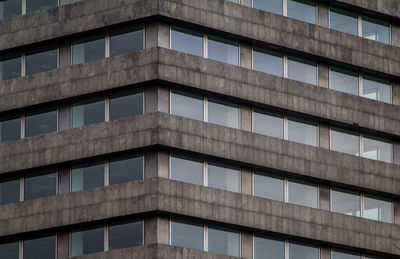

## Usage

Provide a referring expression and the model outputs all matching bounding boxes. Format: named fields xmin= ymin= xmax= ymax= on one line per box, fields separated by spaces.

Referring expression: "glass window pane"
xmin=289 ymin=243 xmax=319 ymax=259
xmin=287 ymin=0 xmax=316 ymax=24
xmin=288 ymin=118 xmax=318 ymax=146
xmin=25 ymin=109 xmax=57 ymax=137
xmin=362 ymin=76 xmax=391 ymax=103
xmin=72 ymin=99 xmax=105 ymax=128
xmin=331 ymin=189 xmax=360 ymax=217
xmin=171 ymin=91 xmax=204 ymax=121
xmin=253 ymin=48 xmax=284 ymax=77
xmin=207 ymin=163 xmax=239 ymax=192
xmin=72 ymin=37 xmax=105 ymax=65
xmin=24 ymin=173 xmax=56 ymax=201
xmin=288 ymin=181 xmax=318 ymax=208
xmin=0 ymin=0 xmax=22 ymax=20
xmin=253 ymin=0 xmax=282 ymax=15
xmin=208 ymin=36 xmax=239 ymax=66
xmin=0 ymin=117 xmax=21 ymax=142
xmin=332 ymin=251 xmax=361 ymax=259
xmin=171 ymin=221 xmax=203 ymax=251
xmin=0 ymin=179 xmax=20 ymax=205
xmin=0 ymin=242 xmax=19 ymax=258
xmin=329 ymin=8 xmax=358 ymax=35
xmin=364 ymin=196 xmax=392 ymax=223
xmin=171 ymin=27 xmax=203 ymax=57
xmin=0 ymin=56 xmax=21 ymax=81
xmin=254 ymin=237 xmax=285 ymax=259
xmin=109 ymin=221 xmax=143 ymax=250
xmin=362 ymin=17 xmax=390 ymax=44
xmin=208 ymin=99 xmax=239 ymax=129
xmin=330 ymin=68 xmax=359 ymax=96
xmin=227 ymin=0 xmax=238 ymax=2
xmin=253 ymin=173 xmax=284 ymax=202
xmin=70 ymin=228 xmax=104 ymax=256
xmin=26 ymin=48 xmax=58 ymax=75
xmin=330 ymin=128 xmax=360 ymax=156
xmin=253 ymin=110 xmax=284 ymax=139
xmin=26 ymin=0 xmax=58 ymax=13
xmin=71 ymin=163 xmax=104 ymax=192
xmin=170 ymin=156 xmax=203 ymax=185
xmin=110 ymin=28 xmax=144 ymax=57
xmin=110 ymin=92 xmax=143 ymax=120
xmin=208 ymin=228 xmax=239 ymax=257
xmin=362 ymin=136 xmax=391 ymax=163
xmin=23 ymin=236 xmax=56 ymax=259
xmin=287 ymin=56 xmax=317 ymax=85
xmin=109 ymin=156 xmax=143 ymax=185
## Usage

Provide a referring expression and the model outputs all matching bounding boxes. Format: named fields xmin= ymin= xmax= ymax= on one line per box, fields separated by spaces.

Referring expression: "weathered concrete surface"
xmin=335 ymin=0 xmax=400 ymax=19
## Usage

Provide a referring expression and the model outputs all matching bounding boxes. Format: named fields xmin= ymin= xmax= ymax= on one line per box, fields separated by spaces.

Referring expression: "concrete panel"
xmin=58 ymin=167 xmax=70 ymax=194
xmin=240 ymin=106 xmax=252 ymax=131
xmin=336 ymin=0 xmax=400 ymax=19
xmin=394 ymin=201 xmax=400 ymax=225
xmin=158 ymin=151 xmax=170 ymax=178
xmin=144 ymin=216 xmax=168 ymax=245
xmin=318 ymin=63 xmax=329 ymax=88
xmin=145 ymin=22 xmax=170 ymax=49
xmin=145 ymin=86 xmax=159 ymax=114
xmin=59 ymin=42 xmax=71 ymax=68
xmin=320 ymin=247 xmax=331 ymax=259
xmin=391 ymin=24 xmax=400 ymax=48
xmin=319 ymin=124 xmax=330 ymax=149
xmin=239 ymin=43 xmax=252 ymax=70
xmin=392 ymin=82 xmax=400 ymax=106
xmin=145 ymin=151 xmax=158 ymax=179
xmin=240 ymin=0 xmax=251 ymax=8
xmin=57 ymin=232 xmax=69 ymax=259
xmin=319 ymin=185 xmax=330 ymax=211
xmin=240 ymin=168 xmax=252 ymax=195
xmin=393 ymin=141 xmax=400 ymax=166
xmin=318 ymin=3 xmax=329 ymax=27
xmin=58 ymin=103 xmax=71 ymax=131
xmin=59 ymin=0 xmax=72 ymax=5
xmin=241 ymin=232 xmax=253 ymax=259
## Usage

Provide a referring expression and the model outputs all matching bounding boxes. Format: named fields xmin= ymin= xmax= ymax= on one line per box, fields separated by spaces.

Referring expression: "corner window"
xmin=288 ymin=180 xmax=318 ymax=208
xmin=253 ymin=0 xmax=283 ymax=15
xmin=253 ymin=173 xmax=284 ymax=202
xmin=110 ymin=28 xmax=144 ymax=57
xmin=362 ymin=76 xmax=391 ymax=103
xmin=287 ymin=118 xmax=318 ymax=146
xmin=0 ymin=0 xmax=22 ymax=20
xmin=0 ymin=241 xmax=19 ymax=258
xmin=253 ymin=48 xmax=284 ymax=77
xmin=72 ymin=36 xmax=105 ymax=65
xmin=171 ymin=27 xmax=203 ymax=57
xmin=109 ymin=92 xmax=143 ymax=121
xmin=208 ymin=227 xmax=240 ymax=257
xmin=362 ymin=136 xmax=392 ymax=163
xmin=25 ymin=109 xmax=57 ymax=137
xmin=25 ymin=48 xmax=58 ymax=75
xmin=330 ymin=128 xmax=360 ymax=156
xmin=23 ymin=236 xmax=56 ymax=259
xmin=24 ymin=172 xmax=57 ymax=201
xmin=109 ymin=156 xmax=143 ymax=185
xmin=362 ymin=17 xmax=390 ymax=44
xmin=26 ymin=0 xmax=58 ymax=13
xmin=364 ymin=195 xmax=392 ymax=223
xmin=287 ymin=0 xmax=316 ymax=24
xmin=331 ymin=189 xmax=361 ymax=217
xmin=0 ymin=116 xmax=21 ymax=142
xmin=0 ymin=56 xmax=21 ymax=81
xmin=332 ymin=251 xmax=361 ymax=259
xmin=0 ymin=179 xmax=20 ymax=205
xmin=170 ymin=156 xmax=203 ymax=185
xmin=330 ymin=67 xmax=359 ymax=96
xmin=208 ymin=36 xmax=239 ymax=66
xmin=253 ymin=110 xmax=284 ymax=139
xmin=109 ymin=221 xmax=143 ymax=250
xmin=71 ymin=163 xmax=105 ymax=192
xmin=207 ymin=163 xmax=239 ymax=192
xmin=254 ymin=237 xmax=285 ymax=259
xmin=288 ymin=243 xmax=319 ymax=259
xmin=72 ymin=99 xmax=105 ymax=128
xmin=329 ymin=8 xmax=358 ymax=36
xmin=171 ymin=91 xmax=204 ymax=121
xmin=70 ymin=227 xmax=104 ymax=257
xmin=171 ymin=221 xmax=203 ymax=251
xmin=208 ymin=98 xmax=239 ymax=129
xmin=287 ymin=56 xmax=317 ymax=85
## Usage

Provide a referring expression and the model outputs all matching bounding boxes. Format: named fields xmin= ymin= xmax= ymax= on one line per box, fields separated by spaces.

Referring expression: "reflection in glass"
xmin=25 ymin=109 xmax=57 ymax=137
xmin=170 ymin=156 xmax=203 ymax=185
xmin=329 ymin=8 xmax=358 ymax=35
xmin=208 ymin=228 xmax=239 ymax=257
xmin=289 ymin=243 xmax=319 ymax=259
xmin=72 ymin=37 xmax=105 ymax=65
xmin=26 ymin=48 xmax=58 ymax=75
xmin=288 ymin=181 xmax=318 ymax=208
xmin=288 ymin=118 xmax=318 ymax=146
xmin=287 ymin=56 xmax=317 ymax=85
xmin=71 ymin=163 xmax=104 ymax=192
xmin=253 ymin=173 xmax=284 ymax=202
xmin=364 ymin=196 xmax=392 ymax=223
xmin=72 ymin=99 xmax=105 ymax=128
xmin=0 ymin=241 xmax=19 ymax=258
xmin=208 ymin=36 xmax=239 ymax=66
xmin=171 ymin=27 xmax=203 ymax=57
xmin=253 ymin=0 xmax=282 ymax=15
xmin=287 ymin=0 xmax=316 ymax=24
xmin=110 ymin=92 xmax=143 ymax=120
xmin=26 ymin=0 xmax=58 ymax=13
xmin=0 ymin=179 xmax=20 ymax=205
xmin=332 ymin=251 xmax=361 ymax=259
xmin=330 ymin=68 xmax=359 ymax=96
xmin=0 ymin=0 xmax=22 ymax=20
xmin=331 ymin=189 xmax=360 ymax=217
xmin=109 ymin=156 xmax=143 ymax=185
xmin=253 ymin=48 xmax=284 ymax=77
xmin=363 ymin=136 xmax=391 ymax=163
xmin=171 ymin=221 xmax=203 ymax=251
xmin=23 ymin=236 xmax=56 ymax=259
xmin=0 ymin=117 xmax=21 ymax=142
xmin=207 ymin=164 xmax=239 ymax=192
xmin=362 ymin=17 xmax=390 ymax=44
xmin=330 ymin=128 xmax=359 ymax=156
xmin=0 ymin=56 xmax=21 ymax=81
xmin=24 ymin=173 xmax=57 ymax=201
xmin=110 ymin=28 xmax=144 ymax=57
xmin=109 ymin=221 xmax=143 ymax=250
xmin=254 ymin=236 xmax=285 ymax=259
xmin=362 ymin=76 xmax=391 ymax=103
xmin=70 ymin=228 xmax=104 ymax=256
xmin=253 ymin=111 xmax=284 ymax=139
xmin=208 ymin=99 xmax=239 ymax=129
xmin=171 ymin=91 xmax=204 ymax=121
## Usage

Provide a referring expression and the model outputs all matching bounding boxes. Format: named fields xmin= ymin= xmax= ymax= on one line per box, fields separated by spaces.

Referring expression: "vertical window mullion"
xmin=105 ymin=35 xmax=110 ymax=58
xmin=204 ymin=35 xmax=208 ymax=58
xmin=358 ymin=16 xmax=362 ymax=37
xmin=19 ymin=240 xmax=23 ymax=259
xmin=284 ymin=178 xmax=289 ymax=203
xmin=204 ymin=225 xmax=208 ymax=252
xmin=360 ymin=194 xmax=364 ymax=218
xmin=20 ymin=177 xmax=24 ymax=202
xmin=283 ymin=116 xmax=288 ymax=140
xmin=22 ymin=0 xmax=26 ymax=15
xmin=204 ymin=97 xmax=208 ymax=122
xmin=283 ymin=0 xmax=288 ymax=17
xmin=104 ymin=226 xmax=109 ymax=252
xmin=285 ymin=241 xmax=289 ymax=259
xmin=204 ymin=161 xmax=208 ymax=187
xmin=105 ymin=97 xmax=110 ymax=122
xmin=21 ymin=115 xmax=25 ymax=138
xmin=21 ymin=54 xmax=26 ymax=76
xmin=105 ymin=161 xmax=109 ymax=186
xmin=359 ymin=75 xmax=363 ymax=97
xmin=359 ymin=134 xmax=363 ymax=157
xmin=283 ymin=55 xmax=288 ymax=78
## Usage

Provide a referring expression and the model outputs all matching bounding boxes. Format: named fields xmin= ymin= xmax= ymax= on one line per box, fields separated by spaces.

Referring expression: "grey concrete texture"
xmin=336 ymin=0 xmax=400 ymax=19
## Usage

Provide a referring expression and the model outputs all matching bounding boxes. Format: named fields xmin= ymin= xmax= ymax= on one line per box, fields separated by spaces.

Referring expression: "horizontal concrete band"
xmin=335 ymin=0 xmax=400 ymax=20
xmin=1 ymin=113 xmax=400 ymax=196
xmin=0 ymin=178 xmax=399 ymax=256
xmin=0 ymin=0 xmax=399 ymax=78
xmin=1 ymin=48 xmax=400 ymax=139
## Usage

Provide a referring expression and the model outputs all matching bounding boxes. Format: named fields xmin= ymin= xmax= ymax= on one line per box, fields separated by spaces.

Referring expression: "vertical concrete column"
xmin=320 ymin=247 xmax=331 ymax=259
xmin=145 ymin=151 xmax=169 ymax=178
xmin=319 ymin=184 xmax=330 ymax=210
xmin=145 ymin=86 xmax=170 ymax=114
xmin=58 ymin=167 xmax=70 ymax=194
xmin=144 ymin=216 xmax=170 ymax=245
xmin=241 ymin=232 xmax=253 ymax=259
xmin=59 ymin=42 xmax=71 ymax=68
xmin=241 ymin=168 xmax=252 ymax=195
xmin=319 ymin=123 xmax=330 ymax=149
xmin=145 ymin=22 xmax=170 ymax=49
xmin=393 ymin=141 xmax=400 ymax=166
xmin=318 ymin=63 xmax=329 ymax=89
xmin=240 ymin=43 xmax=252 ymax=69
xmin=240 ymin=105 xmax=252 ymax=131
xmin=391 ymin=24 xmax=400 ymax=48
xmin=393 ymin=200 xmax=400 ymax=225
xmin=57 ymin=232 xmax=69 ymax=259
xmin=240 ymin=0 xmax=252 ymax=7
xmin=392 ymin=83 xmax=400 ymax=106
xmin=58 ymin=103 xmax=71 ymax=131
xmin=317 ymin=4 xmax=329 ymax=27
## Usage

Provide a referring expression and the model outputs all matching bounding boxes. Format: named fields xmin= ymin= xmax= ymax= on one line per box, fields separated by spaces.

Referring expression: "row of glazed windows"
xmin=227 ymin=0 xmax=391 ymax=44
xmin=0 ymin=220 xmax=143 ymax=258
xmin=170 ymin=26 xmax=393 ymax=104
xmin=0 ymin=27 xmax=143 ymax=81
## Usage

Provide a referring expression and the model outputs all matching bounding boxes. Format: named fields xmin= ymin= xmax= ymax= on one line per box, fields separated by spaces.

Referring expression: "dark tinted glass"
xmin=171 ymin=27 xmax=203 ymax=57
xmin=109 ymin=221 xmax=143 ymax=250
xmin=208 ymin=36 xmax=239 ymax=66
xmin=253 ymin=48 xmax=283 ymax=77
xmin=0 ymin=117 xmax=21 ymax=142
xmin=71 ymin=163 xmax=104 ymax=192
xmin=171 ymin=221 xmax=203 ymax=251
xmin=330 ymin=8 xmax=358 ymax=35
xmin=0 ymin=242 xmax=19 ymax=258
xmin=170 ymin=156 xmax=203 ymax=185
xmin=253 ymin=0 xmax=282 ymax=15
xmin=0 ymin=0 xmax=22 ymax=20
xmin=25 ymin=109 xmax=57 ymax=137
xmin=26 ymin=0 xmax=58 ymax=13
xmin=72 ymin=37 xmax=105 ymax=65
xmin=23 ymin=236 xmax=56 ymax=259
xmin=287 ymin=0 xmax=316 ymax=24
xmin=110 ymin=29 xmax=144 ymax=57
xmin=0 ymin=179 xmax=20 ymax=205
xmin=26 ymin=48 xmax=58 ymax=75
xmin=109 ymin=156 xmax=143 ymax=185
xmin=0 ymin=56 xmax=21 ymax=81
xmin=110 ymin=92 xmax=143 ymax=120
xmin=208 ymin=228 xmax=239 ymax=257
xmin=24 ymin=173 xmax=57 ymax=201
xmin=72 ymin=99 xmax=105 ymax=128
xmin=289 ymin=243 xmax=319 ymax=259
xmin=70 ymin=228 xmax=104 ymax=256
xmin=254 ymin=237 xmax=285 ymax=259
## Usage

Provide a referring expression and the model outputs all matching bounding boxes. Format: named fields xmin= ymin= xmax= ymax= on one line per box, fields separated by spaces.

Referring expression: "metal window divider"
xmin=105 ymin=97 xmax=110 ymax=122
xmin=204 ymin=161 xmax=208 ymax=187
xmin=105 ymin=35 xmax=111 ymax=58
xmin=105 ymin=161 xmax=110 ymax=186
xmin=283 ymin=0 xmax=288 ymax=17
xmin=204 ymin=225 xmax=208 ymax=252
xmin=104 ymin=225 xmax=109 ymax=251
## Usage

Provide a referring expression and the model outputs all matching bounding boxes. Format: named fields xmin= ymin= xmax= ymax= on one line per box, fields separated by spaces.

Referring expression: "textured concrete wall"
xmin=335 ymin=0 xmax=400 ymax=19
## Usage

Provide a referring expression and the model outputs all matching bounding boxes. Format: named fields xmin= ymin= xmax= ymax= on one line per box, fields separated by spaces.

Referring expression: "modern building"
xmin=0 ymin=0 xmax=400 ymax=258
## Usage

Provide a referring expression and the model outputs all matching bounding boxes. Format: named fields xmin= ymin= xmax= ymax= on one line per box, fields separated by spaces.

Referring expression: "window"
xmin=24 ymin=173 xmax=57 ymax=201
xmin=287 ymin=0 xmax=316 ymax=24
xmin=72 ymin=99 xmax=105 ymax=128
xmin=207 ymin=163 xmax=239 ymax=192
xmin=330 ymin=128 xmax=359 ymax=156
xmin=171 ymin=27 xmax=203 ymax=57
xmin=288 ymin=118 xmax=318 ymax=146
xmin=253 ymin=0 xmax=283 ymax=15
xmin=110 ymin=28 xmax=144 ymax=57
xmin=170 ymin=156 xmax=203 ymax=185
xmin=0 ymin=241 xmax=19 ymax=258
xmin=287 ymin=56 xmax=317 ymax=85
xmin=364 ymin=196 xmax=392 ymax=223
xmin=0 ymin=56 xmax=21 ymax=81
xmin=253 ymin=173 xmax=284 ymax=202
xmin=253 ymin=110 xmax=284 ymax=139
xmin=25 ymin=109 xmax=57 ymax=137
xmin=330 ymin=67 xmax=359 ymax=96
xmin=0 ymin=0 xmax=22 ymax=20
xmin=254 ymin=237 xmax=285 ymax=259
xmin=109 ymin=221 xmax=143 ymax=250
xmin=331 ymin=189 xmax=360 ymax=217
xmin=70 ymin=227 xmax=104 ymax=256
xmin=288 ymin=180 xmax=318 ymax=208
xmin=208 ymin=227 xmax=240 ymax=257
xmin=208 ymin=36 xmax=239 ymax=66
xmin=288 ymin=243 xmax=319 ymax=259
xmin=362 ymin=17 xmax=390 ymax=44
xmin=0 ymin=179 xmax=20 ymax=205
xmin=72 ymin=36 xmax=105 ymax=65
xmin=171 ymin=221 xmax=203 ymax=251
xmin=329 ymin=8 xmax=358 ymax=36
xmin=23 ymin=236 xmax=56 ymax=259
xmin=0 ymin=117 xmax=21 ymax=142
xmin=253 ymin=48 xmax=284 ymax=77
xmin=109 ymin=156 xmax=143 ymax=185
xmin=171 ymin=91 xmax=204 ymax=121
xmin=362 ymin=136 xmax=392 ymax=163
xmin=362 ymin=76 xmax=391 ymax=103
xmin=332 ymin=251 xmax=361 ymax=259
xmin=207 ymin=98 xmax=239 ymax=129
xmin=109 ymin=92 xmax=143 ymax=120
xmin=26 ymin=0 xmax=58 ymax=13
xmin=71 ymin=163 xmax=105 ymax=192
xmin=25 ymin=48 xmax=58 ymax=75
